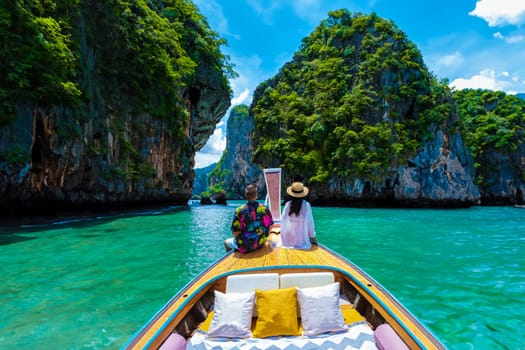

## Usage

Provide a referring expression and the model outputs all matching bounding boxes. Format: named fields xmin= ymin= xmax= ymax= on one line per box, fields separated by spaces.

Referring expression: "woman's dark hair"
xmin=288 ymin=197 xmax=303 ymax=216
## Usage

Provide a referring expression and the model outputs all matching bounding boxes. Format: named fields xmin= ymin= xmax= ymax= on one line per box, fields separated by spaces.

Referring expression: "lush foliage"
xmin=1 ymin=0 xmax=233 ymax=125
xmin=207 ymin=104 xmax=250 ymax=197
xmin=0 ymin=1 xmax=80 ymax=126
xmin=1 ymin=0 xmax=234 ymax=183
xmin=207 ymin=155 xmax=230 ymax=195
xmin=454 ymin=89 xmax=525 ymax=185
xmin=252 ymin=10 xmax=451 ymax=183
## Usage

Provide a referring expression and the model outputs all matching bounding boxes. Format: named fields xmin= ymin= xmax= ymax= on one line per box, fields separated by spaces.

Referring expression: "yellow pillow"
xmin=341 ymin=304 xmax=366 ymax=325
xmin=253 ymin=287 xmax=300 ymax=338
xmin=198 ymin=311 xmax=214 ymax=332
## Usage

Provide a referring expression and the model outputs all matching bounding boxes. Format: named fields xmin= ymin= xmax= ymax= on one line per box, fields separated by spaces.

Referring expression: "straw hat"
xmin=286 ymin=182 xmax=309 ymax=198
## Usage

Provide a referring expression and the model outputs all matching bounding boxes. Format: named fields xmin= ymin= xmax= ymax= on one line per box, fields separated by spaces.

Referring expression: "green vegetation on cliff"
xmin=208 ymin=104 xmax=250 ymax=198
xmin=1 ymin=0 xmax=234 ymax=189
xmin=252 ymin=10 xmax=452 ymax=184
xmin=454 ymin=89 xmax=525 ymax=185
xmin=0 ymin=1 xmax=80 ymax=125
xmin=1 ymin=0 xmax=234 ymax=125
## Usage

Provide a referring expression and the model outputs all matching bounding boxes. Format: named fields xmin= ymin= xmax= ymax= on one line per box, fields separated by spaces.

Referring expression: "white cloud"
xmin=505 ymin=35 xmax=525 ymax=43
xmin=439 ymin=51 xmax=464 ymax=67
xmin=194 ymin=81 xmax=257 ymax=169
xmin=246 ymin=0 xmax=283 ymax=24
xmin=193 ymin=0 xmax=240 ymax=39
xmin=493 ymin=31 xmax=525 ymax=43
xmin=206 ymin=127 xmax=226 ymax=154
xmin=449 ymin=69 xmax=512 ymax=91
xmin=194 ymin=127 xmax=226 ymax=168
xmin=232 ymin=89 xmax=251 ymax=106
xmin=229 ymin=53 xmax=264 ymax=102
xmin=469 ymin=0 xmax=525 ymax=26
xmin=291 ymin=0 xmax=323 ymax=24
xmin=493 ymin=31 xmax=504 ymax=39
xmin=194 ymin=152 xmax=220 ymax=169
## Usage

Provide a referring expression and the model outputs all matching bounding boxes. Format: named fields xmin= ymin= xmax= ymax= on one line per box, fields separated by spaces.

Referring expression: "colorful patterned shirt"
xmin=231 ymin=200 xmax=274 ymax=253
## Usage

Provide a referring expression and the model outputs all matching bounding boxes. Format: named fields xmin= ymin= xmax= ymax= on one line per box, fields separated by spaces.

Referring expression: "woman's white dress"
xmin=280 ymin=200 xmax=316 ymax=249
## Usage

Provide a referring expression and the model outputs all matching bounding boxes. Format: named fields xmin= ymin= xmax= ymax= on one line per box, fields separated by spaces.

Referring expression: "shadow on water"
xmin=0 ymin=204 xmax=193 ymax=241
xmin=0 ymin=234 xmax=37 ymax=246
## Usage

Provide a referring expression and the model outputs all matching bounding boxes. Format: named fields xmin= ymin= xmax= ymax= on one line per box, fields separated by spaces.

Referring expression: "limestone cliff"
xmin=208 ymin=105 xmax=264 ymax=199
xmin=454 ymin=89 xmax=525 ymax=205
xmin=0 ymin=1 xmax=231 ymax=213
xmin=250 ymin=10 xmax=480 ymax=207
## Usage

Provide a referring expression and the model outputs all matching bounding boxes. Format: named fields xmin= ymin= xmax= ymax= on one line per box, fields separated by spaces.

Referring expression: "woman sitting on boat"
xmin=224 ymin=184 xmax=274 ymax=253
xmin=280 ymin=182 xmax=318 ymax=249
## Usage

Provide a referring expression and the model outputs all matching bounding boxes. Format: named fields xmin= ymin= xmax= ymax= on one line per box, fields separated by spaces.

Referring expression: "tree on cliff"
xmin=251 ymin=9 xmax=477 ymax=206
xmin=454 ymin=89 xmax=525 ymax=203
xmin=0 ymin=0 xmax=234 ymax=210
xmin=0 ymin=1 xmax=81 ymax=130
xmin=1 ymin=0 xmax=230 ymax=127
xmin=208 ymin=104 xmax=266 ymax=199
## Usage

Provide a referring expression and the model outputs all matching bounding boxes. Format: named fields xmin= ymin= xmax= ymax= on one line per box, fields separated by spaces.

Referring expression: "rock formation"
xmin=453 ymin=90 xmax=525 ymax=205
xmin=0 ymin=1 xmax=231 ymax=214
xmin=214 ymin=12 xmax=523 ymax=207
xmin=249 ymin=10 xmax=481 ymax=207
xmin=208 ymin=105 xmax=265 ymax=199
xmin=192 ymin=163 xmax=217 ymax=197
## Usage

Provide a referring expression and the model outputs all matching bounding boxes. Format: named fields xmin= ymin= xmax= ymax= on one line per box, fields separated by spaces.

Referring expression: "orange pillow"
xmin=252 ymin=287 xmax=300 ymax=338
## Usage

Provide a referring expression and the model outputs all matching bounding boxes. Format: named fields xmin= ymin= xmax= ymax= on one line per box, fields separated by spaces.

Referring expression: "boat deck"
xmin=127 ymin=235 xmax=443 ymax=349
xmin=194 ymin=233 xmax=377 ymax=295
xmin=223 ymin=238 xmax=346 ymax=270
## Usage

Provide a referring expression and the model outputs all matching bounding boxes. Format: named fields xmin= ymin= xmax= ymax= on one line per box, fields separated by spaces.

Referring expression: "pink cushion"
xmin=159 ymin=332 xmax=186 ymax=350
xmin=374 ymin=324 xmax=409 ymax=350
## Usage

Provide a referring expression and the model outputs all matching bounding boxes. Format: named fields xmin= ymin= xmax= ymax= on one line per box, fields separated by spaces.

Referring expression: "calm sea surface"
xmin=0 ymin=202 xmax=523 ymax=349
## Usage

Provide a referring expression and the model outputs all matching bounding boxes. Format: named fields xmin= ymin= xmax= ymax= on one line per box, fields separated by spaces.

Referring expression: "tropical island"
xmin=1 ymin=2 xmax=524 ymax=215
xmin=202 ymin=10 xmax=525 ymax=207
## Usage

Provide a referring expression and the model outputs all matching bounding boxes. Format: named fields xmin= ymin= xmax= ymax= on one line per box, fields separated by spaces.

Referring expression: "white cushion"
xmin=279 ymin=272 xmax=334 ymax=289
xmin=297 ymin=282 xmax=347 ymax=336
xmin=226 ymin=273 xmax=279 ymax=293
xmin=207 ymin=290 xmax=255 ymax=338
xmin=225 ymin=273 xmax=279 ymax=317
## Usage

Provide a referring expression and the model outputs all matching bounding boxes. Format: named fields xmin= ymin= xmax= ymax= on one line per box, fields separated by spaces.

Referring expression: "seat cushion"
xmin=207 ymin=291 xmax=255 ymax=338
xmin=226 ymin=273 xmax=279 ymax=293
xmin=297 ymin=282 xmax=347 ymax=336
xmin=374 ymin=324 xmax=409 ymax=350
xmin=279 ymin=272 xmax=334 ymax=289
xmin=252 ymin=287 xmax=300 ymax=338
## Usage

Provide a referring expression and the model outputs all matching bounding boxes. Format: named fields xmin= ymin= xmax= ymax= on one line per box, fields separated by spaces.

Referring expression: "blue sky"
xmin=193 ymin=0 xmax=525 ymax=168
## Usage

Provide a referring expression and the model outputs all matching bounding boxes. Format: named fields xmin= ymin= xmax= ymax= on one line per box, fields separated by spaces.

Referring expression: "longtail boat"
xmin=123 ymin=169 xmax=445 ymax=350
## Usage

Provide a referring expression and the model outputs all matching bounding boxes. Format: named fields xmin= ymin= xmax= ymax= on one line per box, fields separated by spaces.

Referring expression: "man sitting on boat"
xmin=224 ymin=184 xmax=274 ymax=253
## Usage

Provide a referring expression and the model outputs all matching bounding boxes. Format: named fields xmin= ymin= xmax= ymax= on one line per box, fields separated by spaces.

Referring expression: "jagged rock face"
xmin=452 ymin=89 xmax=525 ymax=205
xmin=0 ymin=81 xmax=229 ymax=212
xmin=307 ymin=129 xmax=480 ymax=207
xmin=209 ymin=105 xmax=265 ymax=199
xmin=395 ymin=130 xmax=480 ymax=206
xmin=0 ymin=4 xmax=231 ymax=213
xmin=479 ymin=147 xmax=525 ymax=204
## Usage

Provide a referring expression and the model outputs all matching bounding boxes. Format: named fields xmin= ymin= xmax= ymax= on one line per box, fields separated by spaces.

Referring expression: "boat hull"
xmin=123 ymin=235 xmax=445 ymax=349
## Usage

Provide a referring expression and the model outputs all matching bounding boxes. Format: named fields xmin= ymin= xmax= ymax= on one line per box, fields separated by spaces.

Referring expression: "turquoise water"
xmin=0 ymin=203 xmax=523 ymax=349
